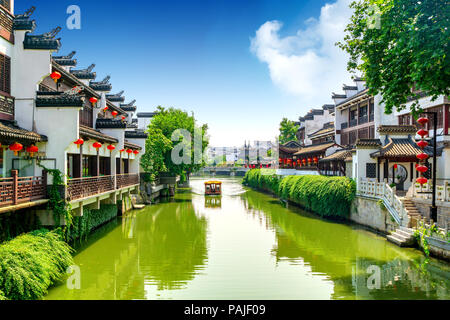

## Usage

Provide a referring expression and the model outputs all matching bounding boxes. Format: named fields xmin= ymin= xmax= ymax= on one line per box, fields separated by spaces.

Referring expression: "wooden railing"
xmin=412 ymin=180 xmax=450 ymax=203
xmin=0 ymin=170 xmax=47 ymax=207
xmin=67 ymin=173 xmax=140 ymax=201
xmin=358 ymin=178 xmax=408 ymax=226
xmin=67 ymin=175 xmax=115 ymax=201
xmin=116 ymin=173 xmax=139 ymax=189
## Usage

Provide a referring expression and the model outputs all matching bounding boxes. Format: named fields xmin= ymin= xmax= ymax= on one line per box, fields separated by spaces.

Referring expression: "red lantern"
xmin=93 ymin=142 xmax=102 ymax=150
xmin=417 ymin=140 xmax=428 ymax=149
xmin=266 ymin=164 xmax=269 ymax=168
xmin=112 ymin=111 xmax=118 ymax=118
xmin=393 ymin=164 xmax=398 ymax=169
xmin=103 ymin=106 xmax=109 ymax=113
xmin=417 ymin=117 xmax=429 ymax=126
xmin=26 ymin=145 xmax=39 ymax=157
xmin=244 ymin=165 xmax=247 ymax=168
xmin=133 ymin=150 xmax=139 ymax=155
xmin=9 ymin=142 xmax=23 ymax=156
xmin=120 ymin=149 xmax=125 ymax=153
xmin=50 ymin=71 xmax=61 ymax=83
xmin=302 ymin=159 xmax=306 ymax=164
xmin=89 ymin=97 xmax=98 ymax=106
xmin=74 ymin=138 xmax=84 ymax=148
xmin=417 ymin=153 xmax=429 ymax=161
xmin=107 ymin=145 xmax=116 ymax=153
xmin=278 ymin=158 xmax=282 ymax=163
xmin=417 ymin=129 xmax=428 ymax=137
xmin=416 ymin=165 xmax=428 ymax=173
xmin=313 ymin=157 xmax=318 ymax=164
xmin=126 ymin=149 xmax=133 ymax=154
xmin=308 ymin=158 xmax=312 ymax=163
xmin=416 ymin=177 xmax=428 ymax=185
xmin=121 ymin=116 xmax=126 ymax=121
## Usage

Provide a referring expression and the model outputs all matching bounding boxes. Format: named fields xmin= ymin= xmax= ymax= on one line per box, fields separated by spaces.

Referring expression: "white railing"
xmin=412 ymin=181 xmax=450 ymax=202
xmin=358 ymin=178 xmax=408 ymax=226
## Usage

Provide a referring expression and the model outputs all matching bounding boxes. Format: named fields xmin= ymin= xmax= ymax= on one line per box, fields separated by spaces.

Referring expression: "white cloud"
xmin=250 ymin=0 xmax=354 ymax=106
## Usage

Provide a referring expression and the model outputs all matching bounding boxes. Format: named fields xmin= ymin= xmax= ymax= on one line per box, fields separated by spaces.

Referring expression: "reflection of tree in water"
xmin=135 ymin=198 xmax=208 ymax=290
xmin=242 ymin=190 xmax=450 ymax=300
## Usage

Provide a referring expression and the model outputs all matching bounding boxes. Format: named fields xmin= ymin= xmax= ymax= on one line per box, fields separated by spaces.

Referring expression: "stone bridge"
xmin=194 ymin=167 xmax=250 ymax=177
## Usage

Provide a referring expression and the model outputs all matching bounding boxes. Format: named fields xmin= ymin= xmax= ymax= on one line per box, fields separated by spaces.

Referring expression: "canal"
xmin=46 ymin=177 xmax=450 ymax=300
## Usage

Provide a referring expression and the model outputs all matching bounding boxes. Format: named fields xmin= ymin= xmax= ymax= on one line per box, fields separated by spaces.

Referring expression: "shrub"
xmin=69 ymin=205 xmax=118 ymax=240
xmin=0 ymin=229 xmax=74 ymax=300
xmin=242 ymin=169 xmax=281 ymax=194
xmin=243 ymin=169 xmax=356 ymax=219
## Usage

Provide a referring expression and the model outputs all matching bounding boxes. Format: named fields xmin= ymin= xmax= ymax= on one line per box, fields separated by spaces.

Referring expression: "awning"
xmin=80 ymin=125 xmax=118 ymax=144
xmin=320 ymin=149 xmax=354 ymax=162
xmin=294 ymin=142 xmax=336 ymax=157
xmin=0 ymin=120 xmax=47 ymax=144
xmin=370 ymin=137 xmax=437 ymax=161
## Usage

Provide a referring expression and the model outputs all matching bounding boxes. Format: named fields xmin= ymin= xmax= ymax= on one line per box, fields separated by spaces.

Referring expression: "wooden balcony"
xmin=67 ymin=174 xmax=140 ymax=201
xmin=0 ymin=170 xmax=47 ymax=209
xmin=116 ymin=173 xmax=139 ymax=189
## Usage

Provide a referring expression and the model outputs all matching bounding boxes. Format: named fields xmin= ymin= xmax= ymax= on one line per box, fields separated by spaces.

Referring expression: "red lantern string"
xmin=416 ymin=117 xmax=429 ymax=186
xmin=26 ymin=145 xmax=39 ymax=157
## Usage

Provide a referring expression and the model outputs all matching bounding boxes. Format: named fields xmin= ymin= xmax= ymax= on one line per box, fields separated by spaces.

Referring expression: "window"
xmin=366 ymin=163 xmax=377 ymax=179
xmin=0 ymin=53 xmax=11 ymax=95
xmin=350 ymin=108 xmax=357 ymax=120
xmin=349 ymin=131 xmax=357 ymax=146
xmin=79 ymin=104 xmax=93 ymax=127
xmin=359 ymin=105 xmax=368 ymax=117
xmin=0 ymin=1 xmax=10 ymax=11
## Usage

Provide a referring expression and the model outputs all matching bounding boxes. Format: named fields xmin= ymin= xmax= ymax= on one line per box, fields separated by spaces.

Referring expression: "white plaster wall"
xmin=355 ymin=149 xmax=378 ymax=188
xmin=0 ymin=37 xmax=14 ymax=57
xmin=138 ymin=117 xmax=152 ymax=131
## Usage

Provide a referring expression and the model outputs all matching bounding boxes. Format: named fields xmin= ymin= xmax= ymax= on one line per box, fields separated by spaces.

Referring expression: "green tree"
xmin=338 ymin=0 xmax=450 ymax=114
xmin=279 ymin=118 xmax=299 ymax=144
xmin=141 ymin=106 xmax=209 ymax=180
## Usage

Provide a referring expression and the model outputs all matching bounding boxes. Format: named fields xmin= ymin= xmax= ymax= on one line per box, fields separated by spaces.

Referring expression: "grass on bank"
xmin=0 ymin=229 xmax=74 ymax=300
xmin=243 ymin=169 xmax=356 ymax=219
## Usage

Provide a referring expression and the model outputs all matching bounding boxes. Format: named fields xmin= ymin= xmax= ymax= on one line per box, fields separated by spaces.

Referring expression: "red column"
xmin=444 ymin=104 xmax=449 ymax=136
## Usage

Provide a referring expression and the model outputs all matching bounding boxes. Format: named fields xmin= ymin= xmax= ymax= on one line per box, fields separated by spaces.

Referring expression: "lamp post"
xmin=416 ymin=111 xmax=438 ymax=222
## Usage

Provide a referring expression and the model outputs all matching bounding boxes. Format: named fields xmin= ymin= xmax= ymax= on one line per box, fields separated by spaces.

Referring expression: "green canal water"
xmin=46 ymin=177 xmax=450 ymax=300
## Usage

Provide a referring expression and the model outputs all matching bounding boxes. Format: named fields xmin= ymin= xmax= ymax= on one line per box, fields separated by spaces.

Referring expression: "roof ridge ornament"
xmin=15 ymin=6 xmax=36 ymax=19
xmin=43 ymin=27 xmax=62 ymax=39
xmin=124 ymin=99 xmax=136 ymax=107
xmin=54 ymin=51 xmax=76 ymax=59
xmin=63 ymin=86 xmax=84 ymax=96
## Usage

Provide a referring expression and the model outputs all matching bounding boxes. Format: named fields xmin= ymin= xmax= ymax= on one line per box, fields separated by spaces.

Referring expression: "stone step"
xmin=399 ymin=226 xmax=416 ymax=235
xmin=387 ymin=234 xmax=406 ymax=247
xmin=387 ymin=233 xmax=415 ymax=247
xmin=396 ymin=229 xmax=415 ymax=238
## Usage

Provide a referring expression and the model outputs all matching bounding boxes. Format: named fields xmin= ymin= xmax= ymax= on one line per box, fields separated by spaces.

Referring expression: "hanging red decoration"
xmin=89 ymin=97 xmax=98 ymax=106
xmin=244 ymin=165 xmax=247 ymax=168
xmin=266 ymin=164 xmax=269 ymax=168
xmin=416 ymin=165 xmax=428 ymax=173
xmin=417 ymin=117 xmax=429 ymax=126
xmin=416 ymin=177 xmax=428 ymax=185
xmin=112 ymin=111 xmax=118 ymax=118
xmin=417 ymin=140 xmax=428 ymax=149
xmin=126 ymin=149 xmax=133 ymax=154
xmin=279 ymin=158 xmax=282 ymax=163
xmin=302 ymin=159 xmax=306 ymax=164
xmin=308 ymin=158 xmax=312 ymax=163
xmin=50 ymin=71 xmax=61 ymax=83
xmin=93 ymin=142 xmax=102 ymax=150
xmin=26 ymin=145 xmax=39 ymax=157
xmin=9 ymin=142 xmax=23 ymax=156
xmin=74 ymin=138 xmax=84 ymax=148
xmin=133 ymin=150 xmax=139 ymax=155
xmin=417 ymin=153 xmax=429 ymax=161
xmin=121 ymin=116 xmax=126 ymax=121
xmin=103 ymin=106 xmax=109 ymax=113
xmin=313 ymin=157 xmax=318 ymax=164
xmin=120 ymin=149 xmax=125 ymax=154
xmin=393 ymin=164 xmax=398 ymax=169
xmin=107 ymin=145 xmax=116 ymax=153
xmin=417 ymin=129 xmax=428 ymax=137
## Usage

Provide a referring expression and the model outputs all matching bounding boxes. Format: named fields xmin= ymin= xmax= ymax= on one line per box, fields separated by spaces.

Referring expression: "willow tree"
xmin=141 ymin=106 xmax=209 ymax=181
xmin=338 ymin=0 xmax=449 ymax=114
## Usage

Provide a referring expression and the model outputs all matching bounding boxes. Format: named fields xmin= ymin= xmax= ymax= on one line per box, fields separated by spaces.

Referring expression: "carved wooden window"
xmin=0 ymin=52 xmax=11 ymax=95
xmin=366 ymin=163 xmax=377 ymax=179
xmin=79 ymin=104 xmax=93 ymax=127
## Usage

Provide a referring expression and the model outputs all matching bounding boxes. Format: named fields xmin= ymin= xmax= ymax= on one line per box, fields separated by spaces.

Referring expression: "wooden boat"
xmin=204 ymin=181 xmax=222 ymax=195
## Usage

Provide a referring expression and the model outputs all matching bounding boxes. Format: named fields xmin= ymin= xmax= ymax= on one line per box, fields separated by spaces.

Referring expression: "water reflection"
xmin=242 ymin=189 xmax=450 ymax=300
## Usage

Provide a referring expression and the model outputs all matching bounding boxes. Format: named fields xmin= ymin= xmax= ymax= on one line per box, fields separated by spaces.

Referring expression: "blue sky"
xmin=16 ymin=0 xmax=354 ymax=146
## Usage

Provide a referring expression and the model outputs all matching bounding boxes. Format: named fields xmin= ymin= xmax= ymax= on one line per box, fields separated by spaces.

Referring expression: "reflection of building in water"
xmin=242 ymin=191 xmax=450 ymax=300
xmin=352 ymin=257 xmax=450 ymax=300
xmin=205 ymin=196 xmax=222 ymax=208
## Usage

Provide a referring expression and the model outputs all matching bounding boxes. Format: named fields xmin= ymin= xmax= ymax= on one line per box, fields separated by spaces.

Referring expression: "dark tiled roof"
xmin=370 ymin=137 xmax=432 ymax=159
xmin=106 ymin=91 xmax=125 ymax=102
xmin=23 ymin=27 xmax=61 ymax=50
xmin=124 ymin=140 xmax=142 ymax=150
xmin=377 ymin=125 xmax=417 ymax=135
xmin=320 ymin=149 xmax=353 ymax=162
xmin=137 ymin=112 xmax=157 ymax=118
xmin=90 ymin=76 xmax=112 ymax=92
xmin=343 ymin=85 xmax=358 ymax=90
xmin=294 ymin=142 xmax=336 ymax=156
xmin=53 ymin=51 xmax=77 ymax=67
xmin=335 ymin=88 xmax=369 ymax=107
xmin=126 ymin=123 xmax=138 ymax=129
xmin=356 ymin=139 xmax=382 ymax=148
xmin=322 ymin=104 xmax=335 ymax=111
xmin=70 ymin=64 xmax=96 ymax=80
xmin=13 ymin=7 xmax=36 ymax=31
xmin=0 ymin=120 xmax=47 ymax=143
xmin=120 ymin=100 xmax=136 ymax=112
xmin=125 ymin=130 xmax=148 ymax=139
xmin=309 ymin=125 xmax=335 ymax=139
xmin=79 ymin=125 xmax=118 ymax=144
xmin=96 ymin=119 xmax=127 ymax=129
xmin=332 ymin=93 xmax=347 ymax=99
xmin=279 ymin=146 xmax=300 ymax=154
xmin=36 ymin=92 xmax=84 ymax=108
